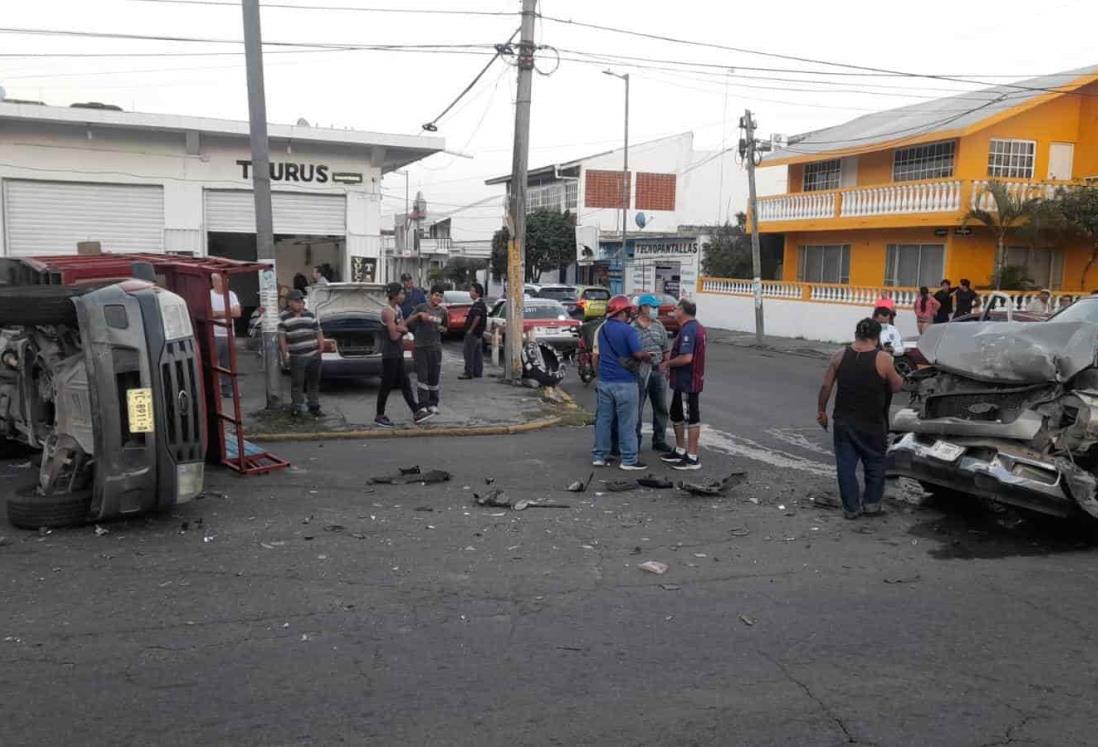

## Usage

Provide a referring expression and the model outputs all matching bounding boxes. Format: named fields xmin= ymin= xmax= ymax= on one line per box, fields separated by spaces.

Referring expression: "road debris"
xmin=728 ymin=527 xmax=751 ymax=537
xmin=94 ymin=525 xmax=109 ymax=537
xmin=883 ymin=573 xmax=922 ymax=585
xmin=369 ymin=469 xmax=452 ymax=485
xmin=566 ymin=472 xmax=595 ymax=493
xmin=474 ymin=488 xmax=568 ymax=511
xmin=660 ymin=583 xmax=681 ymax=591
xmin=323 ymin=524 xmax=345 ymax=533
xmin=677 ymin=471 xmax=747 ymax=496
xmin=638 ymin=560 xmax=669 ymax=575
xmin=602 ymin=480 xmax=636 ymax=492
xmin=636 ymin=475 xmax=674 ymax=489
xmin=399 ymin=465 xmax=421 ymax=475
xmin=739 ymin=615 xmax=756 ymax=627
xmin=809 ymin=492 xmax=841 ymax=509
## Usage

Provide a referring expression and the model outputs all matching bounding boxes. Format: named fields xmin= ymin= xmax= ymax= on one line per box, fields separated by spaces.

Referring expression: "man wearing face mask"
xmin=633 ymin=294 xmax=672 ymax=453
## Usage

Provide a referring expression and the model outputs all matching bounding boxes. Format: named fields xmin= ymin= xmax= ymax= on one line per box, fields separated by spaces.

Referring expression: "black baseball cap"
xmin=286 ymin=289 xmax=305 ymax=301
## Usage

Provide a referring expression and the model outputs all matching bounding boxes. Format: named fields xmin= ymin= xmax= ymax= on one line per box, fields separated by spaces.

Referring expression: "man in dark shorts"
xmin=375 ymin=282 xmax=431 ymax=427
xmin=659 ymin=299 xmax=707 ymax=471
xmin=817 ymin=318 xmax=904 ymax=519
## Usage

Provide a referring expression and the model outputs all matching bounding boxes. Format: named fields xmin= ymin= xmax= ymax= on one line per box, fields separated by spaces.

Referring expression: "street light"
xmin=603 ymin=70 xmax=629 ymax=287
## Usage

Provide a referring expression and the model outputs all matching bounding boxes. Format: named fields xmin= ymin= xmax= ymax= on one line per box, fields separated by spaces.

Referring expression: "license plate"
xmin=533 ymin=326 xmax=552 ymax=336
xmin=927 ymin=440 xmax=964 ymax=463
xmin=127 ymin=387 xmax=154 ymax=433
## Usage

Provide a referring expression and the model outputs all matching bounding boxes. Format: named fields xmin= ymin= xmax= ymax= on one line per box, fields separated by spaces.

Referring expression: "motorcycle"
xmin=576 ymin=319 xmax=600 ymax=385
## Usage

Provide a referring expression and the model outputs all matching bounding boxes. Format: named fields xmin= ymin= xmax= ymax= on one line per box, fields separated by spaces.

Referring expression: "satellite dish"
xmin=634 ymin=212 xmax=647 ymax=228
xmin=296 ymin=117 xmax=310 ymax=126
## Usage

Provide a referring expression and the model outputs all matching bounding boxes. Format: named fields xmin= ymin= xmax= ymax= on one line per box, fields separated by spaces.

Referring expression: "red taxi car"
xmin=482 ymin=298 xmax=580 ymax=353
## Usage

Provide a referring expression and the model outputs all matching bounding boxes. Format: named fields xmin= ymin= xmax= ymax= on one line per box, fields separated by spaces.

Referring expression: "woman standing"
xmin=914 ymin=286 xmax=940 ymax=333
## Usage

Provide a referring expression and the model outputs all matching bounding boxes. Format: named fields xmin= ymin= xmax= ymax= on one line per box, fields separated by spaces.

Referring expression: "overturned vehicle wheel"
xmin=6 ymin=484 xmax=92 ymax=529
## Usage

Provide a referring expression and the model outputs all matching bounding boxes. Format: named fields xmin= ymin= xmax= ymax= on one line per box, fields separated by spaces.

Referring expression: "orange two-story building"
xmin=756 ymin=64 xmax=1098 ymax=294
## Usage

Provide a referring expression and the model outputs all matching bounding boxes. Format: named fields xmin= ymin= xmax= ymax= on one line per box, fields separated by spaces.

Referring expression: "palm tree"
xmin=964 ymin=181 xmax=1042 ymax=290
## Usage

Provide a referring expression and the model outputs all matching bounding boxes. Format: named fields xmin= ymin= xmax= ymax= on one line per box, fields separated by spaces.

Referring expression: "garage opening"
xmin=206 ymin=232 xmax=344 ymax=330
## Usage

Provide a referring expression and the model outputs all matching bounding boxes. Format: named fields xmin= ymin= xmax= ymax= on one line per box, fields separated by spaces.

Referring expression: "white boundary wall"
xmin=695 ymin=292 xmax=920 ymax=343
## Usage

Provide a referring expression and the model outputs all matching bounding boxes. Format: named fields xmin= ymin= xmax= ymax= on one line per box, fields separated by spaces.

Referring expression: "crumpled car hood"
xmin=918 ymin=321 xmax=1098 ymax=384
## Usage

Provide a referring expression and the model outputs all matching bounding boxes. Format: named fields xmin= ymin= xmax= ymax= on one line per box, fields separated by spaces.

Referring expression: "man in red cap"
xmin=592 ymin=295 xmax=652 ymax=471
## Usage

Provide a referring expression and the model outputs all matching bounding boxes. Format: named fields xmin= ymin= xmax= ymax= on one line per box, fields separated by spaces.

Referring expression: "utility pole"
xmin=741 ymin=109 xmax=769 ymax=344
xmin=604 ymin=70 xmax=630 ymax=281
xmin=241 ymin=0 xmax=280 ymax=408
xmin=504 ymin=0 xmax=537 ymax=382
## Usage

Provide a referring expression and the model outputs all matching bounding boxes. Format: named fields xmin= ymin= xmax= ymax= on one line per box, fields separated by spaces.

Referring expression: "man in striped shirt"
xmin=278 ymin=289 xmax=325 ymax=418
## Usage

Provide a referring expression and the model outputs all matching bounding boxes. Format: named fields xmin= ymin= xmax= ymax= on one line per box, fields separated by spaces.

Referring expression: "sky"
xmin=2 ymin=0 xmax=1097 ymax=240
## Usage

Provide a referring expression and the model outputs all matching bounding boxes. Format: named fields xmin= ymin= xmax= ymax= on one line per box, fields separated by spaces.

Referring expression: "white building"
xmin=0 ymin=100 xmax=443 ymax=311
xmin=486 ymin=132 xmax=786 ymax=296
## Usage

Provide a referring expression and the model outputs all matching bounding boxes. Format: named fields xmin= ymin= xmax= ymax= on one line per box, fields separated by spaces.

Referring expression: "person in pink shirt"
xmin=913 ymin=286 xmax=940 ymax=333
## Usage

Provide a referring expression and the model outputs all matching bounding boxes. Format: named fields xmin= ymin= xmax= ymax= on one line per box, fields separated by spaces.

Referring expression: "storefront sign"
xmin=237 ymin=159 xmax=331 ymax=184
xmin=350 ymin=256 xmax=377 ymax=283
xmin=634 ymin=239 xmax=700 ymax=258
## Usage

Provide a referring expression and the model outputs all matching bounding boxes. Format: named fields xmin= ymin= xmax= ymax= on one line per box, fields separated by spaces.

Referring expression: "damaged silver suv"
xmin=889 ymin=296 xmax=1098 ymax=519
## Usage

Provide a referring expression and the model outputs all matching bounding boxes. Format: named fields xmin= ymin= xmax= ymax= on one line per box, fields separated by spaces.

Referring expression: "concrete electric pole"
xmin=741 ymin=109 xmax=768 ymax=344
xmin=504 ymin=0 xmax=537 ymax=382
xmin=241 ymin=0 xmax=280 ymax=407
xmin=604 ymin=70 xmax=630 ymax=277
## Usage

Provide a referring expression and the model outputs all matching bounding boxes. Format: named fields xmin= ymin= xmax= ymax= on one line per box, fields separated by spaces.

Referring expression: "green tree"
xmin=987 ymin=264 xmax=1034 ymax=291
xmin=436 ymin=257 xmax=486 ymax=288
xmin=964 ymin=181 xmax=1042 ymax=290
xmin=1049 ymin=186 xmax=1098 ymax=289
xmin=700 ymin=213 xmax=752 ymax=278
xmin=524 ymin=209 xmax=576 ymax=282
xmin=490 ymin=226 xmax=509 ymax=281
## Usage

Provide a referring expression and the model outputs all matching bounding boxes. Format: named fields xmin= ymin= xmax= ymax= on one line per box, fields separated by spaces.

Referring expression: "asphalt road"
xmin=4 ymin=340 xmax=1098 ymax=745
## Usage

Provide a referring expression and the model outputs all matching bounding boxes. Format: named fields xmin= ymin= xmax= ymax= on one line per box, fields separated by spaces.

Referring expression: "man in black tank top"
xmin=817 ymin=318 xmax=904 ymax=519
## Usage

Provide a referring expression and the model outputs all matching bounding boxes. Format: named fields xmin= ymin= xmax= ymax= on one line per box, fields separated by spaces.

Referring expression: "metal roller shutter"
xmin=205 ymin=190 xmax=346 ymax=235
xmin=3 ymin=180 xmax=164 ymax=256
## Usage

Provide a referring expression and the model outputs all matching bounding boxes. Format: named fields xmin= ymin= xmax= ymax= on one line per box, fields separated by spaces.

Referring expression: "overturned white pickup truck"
xmin=889 ymin=298 xmax=1098 ymax=519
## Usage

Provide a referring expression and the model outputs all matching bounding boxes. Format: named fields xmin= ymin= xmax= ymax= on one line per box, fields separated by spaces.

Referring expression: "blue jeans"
xmin=637 ymin=371 xmax=670 ymax=449
xmin=594 ymin=379 xmax=639 ymax=465
xmin=833 ymin=421 xmax=886 ymax=517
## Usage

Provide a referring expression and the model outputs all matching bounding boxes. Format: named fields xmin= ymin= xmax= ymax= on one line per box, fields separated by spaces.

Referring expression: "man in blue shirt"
xmin=399 ymin=273 xmax=427 ymax=319
xmin=592 ymin=295 xmax=652 ymax=470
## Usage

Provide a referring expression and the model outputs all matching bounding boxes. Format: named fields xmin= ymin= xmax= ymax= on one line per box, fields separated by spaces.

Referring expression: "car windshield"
xmin=444 ymin=291 xmax=472 ymax=304
xmin=496 ymin=302 xmax=568 ymax=319
xmin=1049 ymin=298 xmax=1098 ymax=323
xmin=538 ymin=287 xmax=577 ymax=302
xmin=583 ymin=288 xmax=611 ymax=301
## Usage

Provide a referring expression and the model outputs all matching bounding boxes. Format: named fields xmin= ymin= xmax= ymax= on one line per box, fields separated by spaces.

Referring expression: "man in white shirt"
xmin=312 ymin=266 xmax=330 ymax=286
xmin=1027 ymin=289 xmax=1053 ymax=315
xmin=210 ymin=273 xmax=241 ymax=397
xmin=873 ymin=306 xmax=903 ymax=354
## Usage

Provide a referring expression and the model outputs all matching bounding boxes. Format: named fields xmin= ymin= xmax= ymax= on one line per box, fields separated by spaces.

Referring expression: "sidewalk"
xmin=231 ymin=342 xmax=570 ymax=437
xmin=707 ymin=328 xmax=841 ymax=360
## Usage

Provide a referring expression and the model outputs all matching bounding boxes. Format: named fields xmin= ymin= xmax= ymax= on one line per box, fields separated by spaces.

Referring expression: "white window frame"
xmin=884 ymin=244 xmax=945 ymax=288
xmin=988 ymin=139 xmax=1036 ymax=179
xmin=564 ymin=181 xmax=578 ymax=210
xmin=892 ymin=140 xmax=956 ymax=182
xmin=803 ymin=160 xmax=841 ymax=192
xmin=797 ymin=244 xmax=850 ymax=284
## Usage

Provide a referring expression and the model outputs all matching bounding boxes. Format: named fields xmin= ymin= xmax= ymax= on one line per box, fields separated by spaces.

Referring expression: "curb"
xmin=249 ymin=414 xmax=564 ymax=443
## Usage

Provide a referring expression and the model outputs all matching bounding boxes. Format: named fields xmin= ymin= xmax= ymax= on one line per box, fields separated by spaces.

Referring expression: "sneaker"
xmin=652 ymin=443 xmax=674 ymax=454
xmin=310 ymin=408 xmax=325 ymax=419
xmin=429 ymin=405 xmax=440 ymax=414
xmin=414 ymin=409 xmax=435 ymax=424
xmin=660 ymin=450 xmax=686 ymax=463
xmin=458 ymin=374 xmax=473 ymax=380
xmin=592 ymin=459 xmax=608 ymax=467
xmin=374 ymin=415 xmax=395 ymax=428
xmin=672 ymin=455 xmax=701 ymax=471
xmin=619 ymin=462 xmax=648 ymax=471
xmin=863 ymin=503 xmax=885 ymax=516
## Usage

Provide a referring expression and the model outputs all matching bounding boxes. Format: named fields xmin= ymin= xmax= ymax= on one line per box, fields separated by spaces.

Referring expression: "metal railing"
xmin=698 ymin=276 xmax=1076 ymax=311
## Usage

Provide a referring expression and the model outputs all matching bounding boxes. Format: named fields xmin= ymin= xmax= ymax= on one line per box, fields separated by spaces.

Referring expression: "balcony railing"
xmin=756 ymin=178 xmax=1078 ymax=224
xmin=698 ymin=277 xmax=1074 ymax=312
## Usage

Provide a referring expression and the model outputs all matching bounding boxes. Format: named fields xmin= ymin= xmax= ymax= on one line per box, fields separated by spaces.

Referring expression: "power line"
xmin=0 ymin=26 xmax=498 ymax=51
xmin=129 ymin=0 xmax=516 ymax=15
xmin=420 ymin=28 xmax=519 ymax=132
xmin=538 ymin=14 xmax=1098 ymax=98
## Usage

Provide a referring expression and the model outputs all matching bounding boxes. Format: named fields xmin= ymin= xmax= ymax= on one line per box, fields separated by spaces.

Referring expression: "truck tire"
xmin=6 ymin=484 xmax=92 ymax=529
xmin=0 ymin=285 xmax=86 ymax=326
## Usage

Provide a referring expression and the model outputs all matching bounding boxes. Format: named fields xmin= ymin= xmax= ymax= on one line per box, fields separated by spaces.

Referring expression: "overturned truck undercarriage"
xmin=888 ymin=320 xmax=1098 ymax=519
